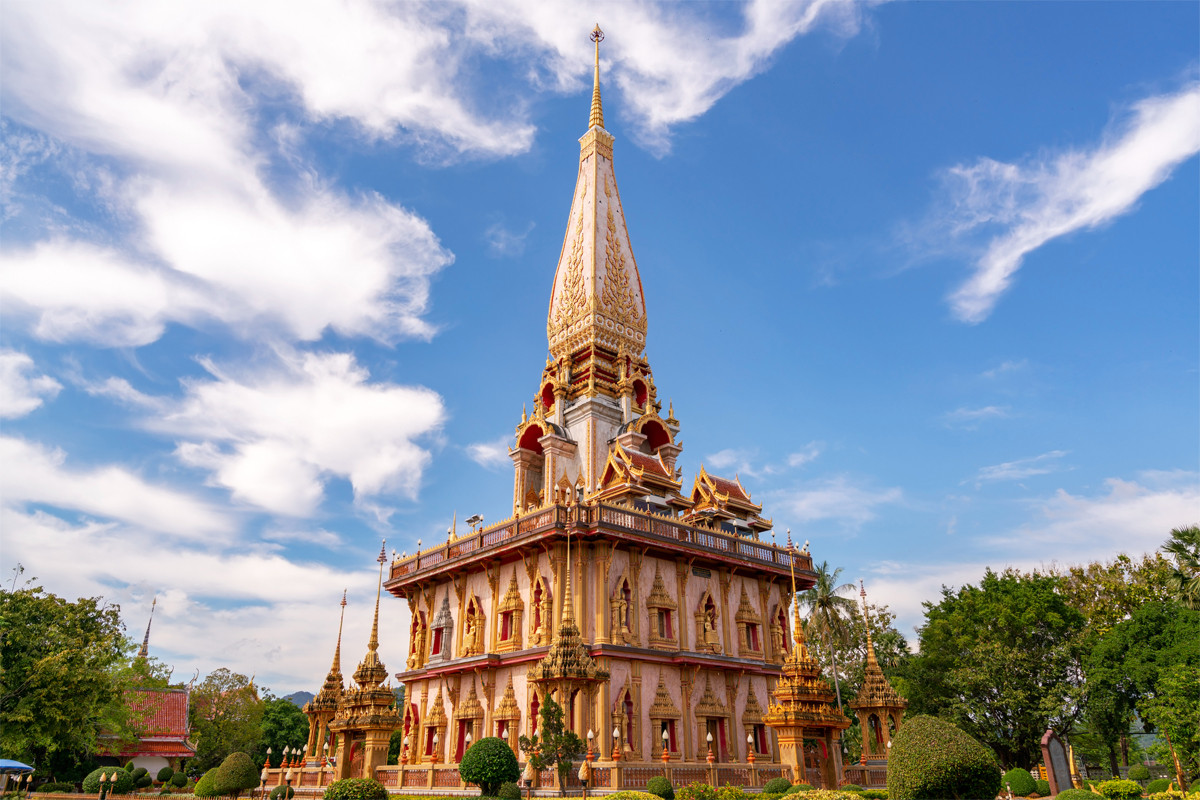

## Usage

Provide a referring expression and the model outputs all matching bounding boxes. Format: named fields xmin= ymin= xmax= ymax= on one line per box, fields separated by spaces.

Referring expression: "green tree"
xmin=253 ymin=694 xmax=308 ymax=765
xmin=902 ymin=568 xmax=1085 ymax=769
xmin=799 ymin=561 xmax=859 ymax=711
xmin=1141 ymin=664 xmax=1200 ymax=788
xmin=1050 ymin=553 xmax=1173 ymax=639
xmin=0 ymin=584 xmax=134 ymax=776
xmin=1164 ymin=526 xmax=1200 ymax=610
xmin=518 ymin=694 xmax=583 ymax=794
xmin=190 ymin=669 xmax=265 ymax=771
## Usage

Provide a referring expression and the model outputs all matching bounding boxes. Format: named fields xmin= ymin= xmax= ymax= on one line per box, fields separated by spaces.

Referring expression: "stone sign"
xmin=1041 ymin=729 xmax=1071 ymax=795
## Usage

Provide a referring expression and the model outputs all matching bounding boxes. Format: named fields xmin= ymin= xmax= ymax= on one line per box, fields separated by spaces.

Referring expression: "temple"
xmin=278 ymin=25 xmax=895 ymax=795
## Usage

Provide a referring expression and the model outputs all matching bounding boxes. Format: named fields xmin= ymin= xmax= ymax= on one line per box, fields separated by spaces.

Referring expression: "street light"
xmin=98 ymin=772 xmax=109 ymax=800
xmin=706 ymin=731 xmax=715 ymax=765
xmin=661 ymin=728 xmax=671 ymax=763
xmin=612 ymin=727 xmax=622 ymax=763
xmin=432 ymin=733 xmax=440 ymax=764
xmin=259 ymin=768 xmax=268 ymax=800
xmin=747 ymin=733 xmax=756 ymax=766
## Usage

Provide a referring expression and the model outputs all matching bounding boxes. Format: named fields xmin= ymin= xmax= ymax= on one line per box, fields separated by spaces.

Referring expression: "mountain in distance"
xmin=284 ymin=690 xmax=314 ymax=707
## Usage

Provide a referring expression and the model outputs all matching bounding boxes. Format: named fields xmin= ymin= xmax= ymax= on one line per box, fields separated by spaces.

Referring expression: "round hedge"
xmin=270 ymin=785 xmax=296 ymax=800
xmin=841 ymin=785 xmax=864 ymax=792
xmin=604 ymin=793 xmax=660 ymax=800
xmin=763 ymin=778 xmax=792 ymax=794
xmin=785 ymin=785 xmax=813 ymax=794
xmin=886 ymin=715 xmax=1001 ymax=800
xmin=498 ymin=781 xmax=521 ymax=800
xmin=1054 ymin=791 xmax=1097 ymax=800
xmin=214 ymin=752 xmax=261 ymax=795
xmin=1146 ymin=778 xmax=1170 ymax=794
xmin=323 ymin=777 xmax=388 ymax=800
xmin=171 ymin=772 xmax=188 ymax=788
xmin=157 ymin=767 xmax=176 ymax=783
xmin=459 ymin=736 xmax=520 ymax=796
xmin=83 ymin=768 xmax=136 ymax=795
xmin=1096 ymin=779 xmax=1142 ymax=800
xmin=1003 ymin=768 xmax=1036 ymax=797
xmin=647 ymin=776 xmax=675 ymax=800
xmin=194 ymin=768 xmax=221 ymax=798
xmin=1035 ymin=778 xmax=1050 ymax=796
xmin=1128 ymin=765 xmax=1150 ymax=782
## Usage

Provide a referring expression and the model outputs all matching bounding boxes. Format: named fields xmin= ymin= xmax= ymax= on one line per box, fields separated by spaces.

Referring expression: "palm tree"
xmin=799 ymin=561 xmax=858 ymax=710
xmin=1164 ymin=525 xmax=1200 ymax=610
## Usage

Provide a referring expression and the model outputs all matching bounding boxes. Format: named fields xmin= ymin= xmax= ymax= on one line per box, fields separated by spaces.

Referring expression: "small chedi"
xmin=275 ymin=26 xmax=905 ymax=795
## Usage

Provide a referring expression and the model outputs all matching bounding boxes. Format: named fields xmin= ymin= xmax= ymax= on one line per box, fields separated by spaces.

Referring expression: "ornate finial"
xmin=138 ymin=596 xmax=157 ymax=660
xmin=370 ymin=540 xmax=386 ymax=652
xmin=449 ymin=511 xmax=457 ymax=541
xmin=562 ymin=528 xmax=575 ymax=625
xmin=332 ymin=589 xmax=348 ymax=672
xmin=522 ymin=404 xmax=528 ymax=423
xmin=589 ymin=25 xmax=605 ymax=130
xmin=860 ymin=579 xmax=878 ymax=666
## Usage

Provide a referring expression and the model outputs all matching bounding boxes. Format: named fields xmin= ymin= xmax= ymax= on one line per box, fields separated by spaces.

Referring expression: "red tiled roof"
xmin=127 ymin=688 xmax=190 ymax=736
xmin=622 ymin=448 xmax=671 ymax=479
xmin=102 ymin=739 xmax=196 ymax=758
xmin=707 ymin=474 xmax=751 ymax=502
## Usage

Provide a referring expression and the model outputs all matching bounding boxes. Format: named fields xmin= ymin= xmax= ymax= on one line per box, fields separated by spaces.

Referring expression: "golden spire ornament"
xmin=589 ymin=24 xmax=605 ymax=129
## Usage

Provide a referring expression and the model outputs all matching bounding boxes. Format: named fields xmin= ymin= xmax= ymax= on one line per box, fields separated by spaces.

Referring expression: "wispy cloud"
xmin=932 ymin=81 xmax=1200 ymax=322
xmin=787 ymin=442 xmax=823 ymax=468
xmin=971 ymin=449 xmax=1067 ymax=486
xmin=981 ymin=359 xmax=1028 ymax=380
xmin=485 ymin=221 xmax=535 ymax=258
xmin=772 ymin=475 xmax=903 ymax=528
xmin=942 ymin=405 xmax=1010 ymax=429
xmin=0 ymin=350 xmax=61 ymax=418
xmin=466 ymin=436 xmax=511 ymax=470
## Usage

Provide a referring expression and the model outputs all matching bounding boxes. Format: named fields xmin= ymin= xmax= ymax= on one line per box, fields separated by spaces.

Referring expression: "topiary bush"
xmin=497 ymin=781 xmax=521 ymax=800
xmin=193 ymin=768 xmax=220 ymax=798
xmin=603 ymin=793 xmax=661 ymax=800
xmin=1053 ymin=791 xmax=1097 ymax=800
xmin=886 ymin=714 xmax=1001 ymax=800
xmin=458 ymin=736 xmax=520 ymax=796
xmin=157 ymin=768 xmax=176 ymax=783
xmin=714 ymin=786 xmax=747 ymax=800
xmin=214 ymin=753 xmax=260 ymax=796
xmin=785 ymin=785 xmax=813 ymax=794
xmin=83 ymin=768 xmax=136 ymax=795
xmin=170 ymin=773 xmax=188 ymax=789
xmin=270 ymin=786 xmax=296 ymax=800
xmin=322 ymin=778 xmax=388 ymax=800
xmin=1128 ymin=765 xmax=1150 ymax=783
xmin=763 ymin=779 xmax=792 ymax=795
xmin=1096 ymin=779 xmax=1142 ymax=800
xmin=1191 ymin=777 xmax=1200 ymax=792
xmin=679 ymin=783 xmax=717 ymax=800
xmin=647 ymin=776 xmax=674 ymax=800
xmin=841 ymin=785 xmax=864 ymax=792
xmin=1003 ymin=768 xmax=1036 ymax=797
xmin=1146 ymin=778 xmax=1170 ymax=794
xmin=1035 ymin=779 xmax=1050 ymax=796
xmin=861 ymin=791 xmax=888 ymax=800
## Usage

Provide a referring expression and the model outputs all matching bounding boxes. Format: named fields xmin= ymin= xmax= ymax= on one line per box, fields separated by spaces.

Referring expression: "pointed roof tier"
xmin=306 ymin=591 xmax=347 ymax=714
xmin=547 ymin=24 xmax=647 ymax=365
xmin=595 ymin=441 xmax=687 ymax=504
xmin=353 ymin=543 xmax=391 ymax=689
xmin=137 ymin=597 xmax=157 ymax=660
xmin=849 ymin=582 xmax=907 ymax=714
xmin=527 ymin=531 xmax=608 ymax=689
xmin=683 ymin=466 xmax=773 ymax=531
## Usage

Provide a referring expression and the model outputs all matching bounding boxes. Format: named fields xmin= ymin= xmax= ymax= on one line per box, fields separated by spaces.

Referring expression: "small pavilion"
xmin=848 ymin=582 xmax=907 ymax=764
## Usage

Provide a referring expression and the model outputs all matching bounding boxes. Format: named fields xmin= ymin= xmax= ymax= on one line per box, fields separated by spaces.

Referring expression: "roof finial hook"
xmin=589 ymin=24 xmax=605 ymax=130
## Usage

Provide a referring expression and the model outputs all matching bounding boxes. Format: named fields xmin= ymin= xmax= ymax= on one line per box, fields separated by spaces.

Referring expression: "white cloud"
xmin=981 ymin=359 xmax=1027 ymax=379
xmin=261 ymin=527 xmax=344 ymax=549
xmin=485 ymin=221 xmax=535 ymax=258
xmin=1 ymin=505 xmax=408 ymax=691
xmin=0 ymin=350 xmax=61 ymax=418
xmin=972 ymin=450 xmax=1067 ymax=485
xmin=787 ymin=442 xmax=823 ymax=468
xmin=706 ymin=448 xmax=760 ymax=476
xmin=773 ymin=475 xmax=903 ymax=527
xmin=0 ymin=436 xmax=230 ymax=538
xmin=140 ymin=350 xmax=445 ymax=515
xmin=942 ymin=405 xmax=1010 ymax=429
xmin=466 ymin=436 xmax=512 ymax=470
xmin=938 ymin=81 xmax=1200 ymax=322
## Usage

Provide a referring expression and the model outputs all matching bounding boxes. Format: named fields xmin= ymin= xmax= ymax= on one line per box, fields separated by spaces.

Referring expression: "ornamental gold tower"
xmin=376 ymin=27 xmax=843 ymax=792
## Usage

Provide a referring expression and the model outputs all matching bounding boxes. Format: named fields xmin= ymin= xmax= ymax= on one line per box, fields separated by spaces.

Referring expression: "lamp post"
xmin=612 ymin=727 xmax=621 ymax=762
xmin=432 ymin=733 xmax=440 ymax=764
xmin=661 ymin=728 xmax=670 ymax=764
xmin=284 ymin=769 xmax=293 ymax=798
xmin=746 ymin=733 xmax=756 ymax=765
xmin=259 ymin=768 xmax=268 ymax=800
xmin=706 ymin=731 xmax=716 ymax=786
xmin=98 ymin=772 xmax=109 ymax=800
xmin=323 ymin=741 xmax=329 ymax=767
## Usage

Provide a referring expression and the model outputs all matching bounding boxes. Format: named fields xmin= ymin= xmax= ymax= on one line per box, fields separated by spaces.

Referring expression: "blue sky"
xmin=2 ymin=1 xmax=1197 ymax=693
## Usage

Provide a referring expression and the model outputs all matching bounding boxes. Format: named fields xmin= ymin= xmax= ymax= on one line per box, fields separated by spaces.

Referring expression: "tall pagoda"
xmin=382 ymin=26 xmax=830 ymax=789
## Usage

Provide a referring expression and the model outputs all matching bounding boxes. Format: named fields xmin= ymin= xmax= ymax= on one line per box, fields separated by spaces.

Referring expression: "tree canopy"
xmin=189 ymin=668 xmax=265 ymax=771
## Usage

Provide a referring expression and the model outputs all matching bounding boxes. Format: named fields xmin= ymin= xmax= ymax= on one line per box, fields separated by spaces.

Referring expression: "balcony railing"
xmin=389 ymin=502 xmax=812 ymax=585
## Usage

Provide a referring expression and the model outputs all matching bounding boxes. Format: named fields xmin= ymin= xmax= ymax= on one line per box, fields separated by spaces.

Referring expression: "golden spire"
xmin=787 ymin=533 xmax=809 ymax=660
xmin=332 ymin=589 xmax=347 ymax=673
xmin=370 ymin=540 xmax=385 ymax=653
xmin=562 ymin=528 xmax=574 ymax=625
xmin=860 ymin=579 xmax=878 ymax=668
xmin=352 ymin=541 xmax=390 ymax=688
xmin=137 ymin=596 xmax=156 ymax=660
xmin=589 ymin=25 xmax=605 ymax=130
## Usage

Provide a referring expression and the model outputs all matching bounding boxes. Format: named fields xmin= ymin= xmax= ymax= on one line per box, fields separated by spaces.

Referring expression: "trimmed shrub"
xmin=214 ymin=753 xmax=260 ymax=796
xmin=125 ymin=763 xmax=136 ymax=772
xmin=1146 ymin=778 xmax=1170 ymax=794
xmin=1128 ymin=765 xmax=1150 ymax=783
xmin=497 ymin=781 xmax=521 ymax=800
xmin=861 ymin=791 xmax=888 ymax=800
xmin=679 ymin=783 xmax=717 ymax=800
xmin=1035 ymin=779 xmax=1050 ymax=796
xmin=323 ymin=778 xmax=388 ymax=800
xmin=1004 ymin=768 xmax=1036 ymax=797
xmin=1191 ymin=778 xmax=1200 ymax=792
xmin=714 ymin=786 xmax=747 ymax=800
xmin=37 ymin=783 xmax=74 ymax=793
xmin=83 ymin=768 xmax=136 ymax=795
xmin=841 ymin=785 xmax=864 ymax=792
xmin=270 ymin=786 xmax=296 ymax=800
xmin=1096 ymin=779 xmax=1142 ymax=800
xmin=647 ymin=776 xmax=675 ymax=800
xmin=785 ymin=785 xmax=813 ymax=794
xmin=170 ymin=773 xmax=188 ymax=789
xmin=763 ymin=779 xmax=792 ymax=795
xmin=157 ymin=768 xmax=175 ymax=783
xmin=604 ymin=793 xmax=661 ymax=800
xmin=194 ymin=768 xmax=221 ymax=798
xmin=1053 ymin=791 xmax=1096 ymax=800
xmin=886 ymin=714 xmax=1001 ymax=800
xmin=459 ymin=737 xmax=520 ymax=796
xmin=159 ymin=787 xmax=172 ymax=794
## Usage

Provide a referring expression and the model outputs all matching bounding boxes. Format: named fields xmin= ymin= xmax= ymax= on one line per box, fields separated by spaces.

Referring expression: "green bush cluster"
xmin=1097 ymin=779 xmax=1143 ymax=800
xmin=458 ymin=737 xmax=520 ymax=796
xmin=603 ymin=792 xmax=661 ymax=800
xmin=1147 ymin=779 xmax=1171 ymax=794
xmin=1053 ymin=790 xmax=1097 ymax=800
xmin=270 ymin=786 xmax=296 ymax=800
xmin=496 ymin=781 xmax=521 ymax=800
xmin=1003 ymin=768 xmax=1036 ymax=797
xmin=861 ymin=790 xmax=888 ymax=800
xmin=1128 ymin=766 xmax=1151 ymax=782
xmin=677 ymin=783 xmax=717 ymax=800
xmin=713 ymin=786 xmax=746 ymax=800
xmin=1035 ymin=779 xmax=1050 ymax=796
xmin=157 ymin=768 xmax=176 ymax=783
xmin=785 ymin=785 xmax=813 ymax=794
xmin=213 ymin=753 xmax=260 ymax=796
xmin=194 ymin=768 xmax=220 ymax=798
xmin=170 ymin=773 xmax=188 ymax=789
xmin=646 ymin=776 xmax=674 ymax=800
xmin=841 ymin=785 xmax=864 ymax=792
xmin=762 ymin=779 xmax=792 ymax=795
xmin=37 ymin=782 xmax=74 ymax=793
xmin=885 ymin=715 xmax=1001 ymax=800
xmin=322 ymin=778 xmax=388 ymax=800
xmin=83 ymin=768 xmax=136 ymax=795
